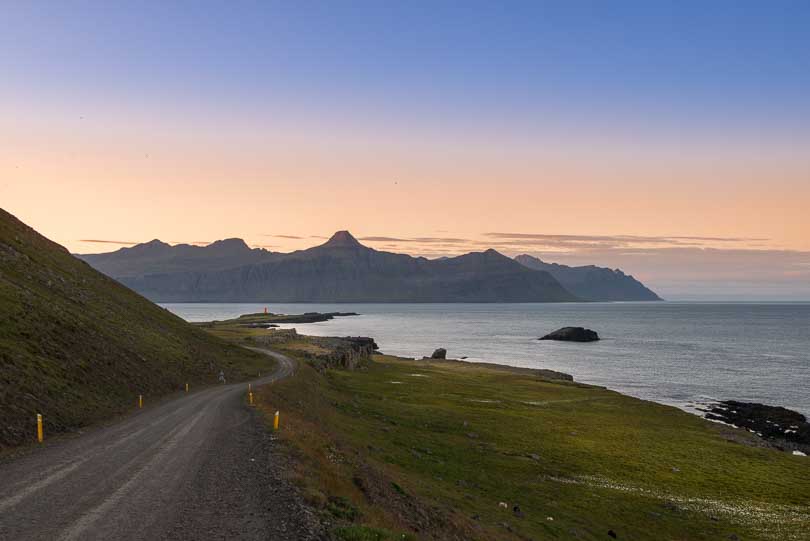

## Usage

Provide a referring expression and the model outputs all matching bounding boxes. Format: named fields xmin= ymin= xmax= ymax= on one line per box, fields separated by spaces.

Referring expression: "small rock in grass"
xmin=608 ymin=530 xmax=617 ymax=538
xmin=512 ymin=504 xmax=524 ymax=518
xmin=671 ymin=466 xmax=680 ymax=473
xmin=528 ymin=453 xmax=541 ymax=461
xmin=467 ymin=432 xmax=479 ymax=439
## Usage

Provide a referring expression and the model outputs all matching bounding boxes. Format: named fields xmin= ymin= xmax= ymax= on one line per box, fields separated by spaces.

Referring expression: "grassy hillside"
xmin=253 ymin=350 xmax=809 ymax=540
xmin=0 ymin=209 xmax=273 ymax=449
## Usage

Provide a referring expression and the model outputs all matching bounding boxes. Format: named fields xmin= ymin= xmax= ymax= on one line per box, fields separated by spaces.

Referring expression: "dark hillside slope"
xmin=0 ymin=209 xmax=269 ymax=448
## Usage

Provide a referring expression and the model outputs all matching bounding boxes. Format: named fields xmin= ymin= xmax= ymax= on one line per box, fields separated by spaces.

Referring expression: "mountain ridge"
xmin=514 ymin=254 xmax=661 ymax=301
xmin=80 ymin=232 xmax=578 ymax=303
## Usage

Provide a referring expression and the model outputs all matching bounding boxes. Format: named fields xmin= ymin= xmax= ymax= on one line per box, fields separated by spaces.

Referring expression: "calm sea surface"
xmin=162 ymin=302 xmax=810 ymax=416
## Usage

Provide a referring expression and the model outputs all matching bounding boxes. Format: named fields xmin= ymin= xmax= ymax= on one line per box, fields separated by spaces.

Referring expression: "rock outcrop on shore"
xmin=198 ymin=312 xmax=359 ymax=329
xmin=431 ymin=348 xmax=447 ymax=359
xmin=311 ymin=336 xmax=378 ymax=370
xmin=242 ymin=312 xmax=358 ymax=325
xmin=252 ymin=328 xmax=378 ymax=371
xmin=704 ymin=400 xmax=810 ymax=454
xmin=539 ymin=327 xmax=600 ymax=342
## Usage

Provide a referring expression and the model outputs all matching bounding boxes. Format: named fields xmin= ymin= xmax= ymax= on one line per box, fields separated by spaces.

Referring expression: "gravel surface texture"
xmin=0 ymin=349 xmax=325 ymax=540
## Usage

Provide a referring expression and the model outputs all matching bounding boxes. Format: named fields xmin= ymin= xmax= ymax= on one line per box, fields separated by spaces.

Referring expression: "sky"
xmin=2 ymin=1 xmax=809 ymax=299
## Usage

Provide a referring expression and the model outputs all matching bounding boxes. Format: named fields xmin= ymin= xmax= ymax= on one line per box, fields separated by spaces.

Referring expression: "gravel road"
xmin=0 ymin=349 xmax=323 ymax=540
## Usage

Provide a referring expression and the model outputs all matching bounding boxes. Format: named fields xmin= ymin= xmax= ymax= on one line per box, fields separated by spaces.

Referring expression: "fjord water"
xmin=164 ymin=302 xmax=810 ymax=416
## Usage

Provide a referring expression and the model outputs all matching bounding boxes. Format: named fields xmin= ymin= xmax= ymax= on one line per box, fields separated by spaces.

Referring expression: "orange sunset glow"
xmin=2 ymin=2 xmax=809 ymax=299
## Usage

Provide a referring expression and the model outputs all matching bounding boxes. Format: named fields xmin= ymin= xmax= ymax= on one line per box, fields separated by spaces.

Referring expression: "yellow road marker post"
xmin=185 ymin=383 xmax=189 ymax=393
xmin=249 ymin=391 xmax=254 ymax=406
xmin=37 ymin=414 xmax=43 ymax=443
xmin=273 ymin=411 xmax=280 ymax=430
xmin=138 ymin=394 xmax=143 ymax=409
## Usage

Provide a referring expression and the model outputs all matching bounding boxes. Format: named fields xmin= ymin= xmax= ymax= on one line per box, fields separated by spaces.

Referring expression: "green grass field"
xmin=258 ymin=352 xmax=809 ymax=540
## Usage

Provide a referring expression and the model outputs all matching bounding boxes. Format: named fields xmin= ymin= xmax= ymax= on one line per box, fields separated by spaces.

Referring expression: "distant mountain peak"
xmin=322 ymin=230 xmax=363 ymax=248
xmin=123 ymin=238 xmax=172 ymax=256
xmin=206 ymin=238 xmax=250 ymax=252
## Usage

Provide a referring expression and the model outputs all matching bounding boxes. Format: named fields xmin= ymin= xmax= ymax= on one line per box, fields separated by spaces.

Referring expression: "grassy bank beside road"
xmin=0 ymin=209 xmax=275 ymax=450
xmin=255 ymin=350 xmax=809 ymax=540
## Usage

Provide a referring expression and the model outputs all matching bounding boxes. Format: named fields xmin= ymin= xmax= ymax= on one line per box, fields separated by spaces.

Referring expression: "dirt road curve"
xmin=0 ymin=349 xmax=322 ymax=540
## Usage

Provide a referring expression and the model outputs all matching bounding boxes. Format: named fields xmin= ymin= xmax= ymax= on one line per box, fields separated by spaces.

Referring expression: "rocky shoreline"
xmin=245 ymin=311 xmax=358 ymax=325
xmin=702 ymin=400 xmax=809 ymax=455
xmin=197 ymin=311 xmax=359 ymax=329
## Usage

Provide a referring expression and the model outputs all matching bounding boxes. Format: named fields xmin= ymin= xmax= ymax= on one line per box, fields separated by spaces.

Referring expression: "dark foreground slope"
xmin=515 ymin=254 xmax=661 ymax=301
xmin=0 ymin=209 xmax=271 ymax=448
xmin=83 ymin=232 xmax=578 ymax=303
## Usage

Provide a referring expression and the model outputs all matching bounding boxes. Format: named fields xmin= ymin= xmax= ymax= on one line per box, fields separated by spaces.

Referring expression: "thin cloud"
xmin=668 ymin=236 xmax=769 ymax=242
xmin=79 ymin=239 xmax=138 ymax=245
xmin=521 ymin=245 xmax=810 ymax=279
xmin=360 ymin=236 xmax=471 ymax=244
xmin=484 ymin=232 xmax=767 ymax=244
xmin=356 ymin=233 xmax=773 ymax=255
xmin=264 ymin=234 xmax=305 ymax=239
xmin=358 ymin=236 xmax=406 ymax=242
xmin=82 ymin=238 xmax=217 ymax=247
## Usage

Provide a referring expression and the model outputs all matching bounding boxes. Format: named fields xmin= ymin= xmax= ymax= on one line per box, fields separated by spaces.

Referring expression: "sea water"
xmin=163 ymin=302 xmax=810 ymax=416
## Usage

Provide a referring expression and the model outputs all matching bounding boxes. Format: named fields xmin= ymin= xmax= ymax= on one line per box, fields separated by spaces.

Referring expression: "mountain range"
xmin=78 ymin=231 xmax=660 ymax=303
xmin=514 ymin=254 xmax=661 ymax=301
